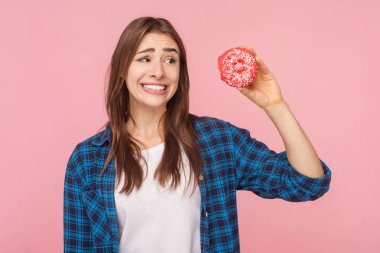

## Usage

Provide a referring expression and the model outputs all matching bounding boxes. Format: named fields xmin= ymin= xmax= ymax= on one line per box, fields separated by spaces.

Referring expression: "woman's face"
xmin=125 ymin=32 xmax=180 ymax=111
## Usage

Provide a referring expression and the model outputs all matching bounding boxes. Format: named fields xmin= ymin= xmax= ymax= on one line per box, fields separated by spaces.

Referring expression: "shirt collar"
xmin=91 ymin=122 xmax=111 ymax=146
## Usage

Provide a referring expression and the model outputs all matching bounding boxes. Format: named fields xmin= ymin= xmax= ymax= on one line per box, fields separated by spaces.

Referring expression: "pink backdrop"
xmin=1 ymin=0 xmax=379 ymax=252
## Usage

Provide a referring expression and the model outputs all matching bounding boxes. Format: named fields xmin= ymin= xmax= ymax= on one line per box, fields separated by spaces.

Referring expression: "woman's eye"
xmin=165 ymin=58 xmax=177 ymax=64
xmin=138 ymin=57 xmax=150 ymax=63
xmin=137 ymin=57 xmax=177 ymax=64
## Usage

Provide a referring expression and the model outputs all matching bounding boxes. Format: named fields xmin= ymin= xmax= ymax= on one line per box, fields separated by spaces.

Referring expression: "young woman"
xmin=64 ymin=17 xmax=332 ymax=253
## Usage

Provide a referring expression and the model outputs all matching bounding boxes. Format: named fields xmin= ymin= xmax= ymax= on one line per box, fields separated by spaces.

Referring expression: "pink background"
xmin=1 ymin=0 xmax=379 ymax=252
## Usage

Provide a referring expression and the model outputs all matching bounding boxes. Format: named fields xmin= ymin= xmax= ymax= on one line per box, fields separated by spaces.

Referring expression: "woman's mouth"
xmin=140 ymin=83 xmax=168 ymax=95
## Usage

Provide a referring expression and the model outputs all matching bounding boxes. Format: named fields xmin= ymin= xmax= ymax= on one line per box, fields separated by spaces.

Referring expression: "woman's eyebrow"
xmin=136 ymin=48 xmax=179 ymax=55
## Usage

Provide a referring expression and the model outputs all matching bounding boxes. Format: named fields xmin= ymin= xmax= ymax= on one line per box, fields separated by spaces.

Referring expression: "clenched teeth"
xmin=142 ymin=84 xmax=166 ymax=90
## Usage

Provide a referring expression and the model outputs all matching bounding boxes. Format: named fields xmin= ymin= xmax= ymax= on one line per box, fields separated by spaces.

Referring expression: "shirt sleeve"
xmin=63 ymin=146 xmax=94 ymax=252
xmin=64 ymin=145 xmax=112 ymax=252
xmin=227 ymin=121 xmax=332 ymax=202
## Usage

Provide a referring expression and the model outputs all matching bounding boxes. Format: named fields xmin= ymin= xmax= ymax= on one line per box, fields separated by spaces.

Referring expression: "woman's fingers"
xmin=256 ymin=56 xmax=271 ymax=75
xmin=244 ymin=46 xmax=272 ymax=76
xmin=245 ymin=46 xmax=257 ymax=56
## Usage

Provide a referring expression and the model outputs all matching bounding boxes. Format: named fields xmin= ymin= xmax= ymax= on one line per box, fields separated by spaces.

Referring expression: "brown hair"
xmin=100 ymin=16 xmax=203 ymax=196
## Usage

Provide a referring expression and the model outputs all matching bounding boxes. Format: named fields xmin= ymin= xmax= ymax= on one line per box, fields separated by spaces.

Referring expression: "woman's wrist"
xmin=264 ymin=100 xmax=289 ymax=117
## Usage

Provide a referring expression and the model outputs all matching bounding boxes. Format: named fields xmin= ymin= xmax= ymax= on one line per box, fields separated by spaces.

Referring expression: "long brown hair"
xmin=100 ymin=16 xmax=203 ymax=196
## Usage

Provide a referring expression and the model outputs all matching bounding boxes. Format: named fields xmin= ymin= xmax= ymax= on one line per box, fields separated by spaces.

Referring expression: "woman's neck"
xmin=126 ymin=106 xmax=166 ymax=146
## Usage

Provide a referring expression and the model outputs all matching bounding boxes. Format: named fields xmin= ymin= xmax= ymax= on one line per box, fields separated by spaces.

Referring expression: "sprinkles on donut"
xmin=217 ymin=47 xmax=258 ymax=88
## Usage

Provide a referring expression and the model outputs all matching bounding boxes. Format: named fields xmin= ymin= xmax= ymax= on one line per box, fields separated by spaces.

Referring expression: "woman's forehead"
xmin=137 ymin=33 xmax=179 ymax=52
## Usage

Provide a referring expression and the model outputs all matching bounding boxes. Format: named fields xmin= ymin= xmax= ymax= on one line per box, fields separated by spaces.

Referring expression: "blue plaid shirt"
xmin=64 ymin=116 xmax=332 ymax=253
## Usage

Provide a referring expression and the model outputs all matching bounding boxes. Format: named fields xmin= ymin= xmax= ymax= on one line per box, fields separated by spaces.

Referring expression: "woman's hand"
xmin=238 ymin=47 xmax=286 ymax=111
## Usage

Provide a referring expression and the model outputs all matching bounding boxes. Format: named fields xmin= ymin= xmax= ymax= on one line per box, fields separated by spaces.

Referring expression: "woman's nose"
xmin=150 ymin=60 xmax=164 ymax=79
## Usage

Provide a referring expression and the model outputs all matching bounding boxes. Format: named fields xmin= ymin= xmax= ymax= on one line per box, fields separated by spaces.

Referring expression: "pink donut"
xmin=217 ymin=47 xmax=258 ymax=88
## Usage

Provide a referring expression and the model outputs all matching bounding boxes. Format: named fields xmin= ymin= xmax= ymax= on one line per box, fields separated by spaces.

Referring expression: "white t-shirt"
xmin=114 ymin=142 xmax=201 ymax=253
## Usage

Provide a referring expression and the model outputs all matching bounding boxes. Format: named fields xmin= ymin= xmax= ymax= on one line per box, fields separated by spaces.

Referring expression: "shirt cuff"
xmin=278 ymin=151 xmax=332 ymax=199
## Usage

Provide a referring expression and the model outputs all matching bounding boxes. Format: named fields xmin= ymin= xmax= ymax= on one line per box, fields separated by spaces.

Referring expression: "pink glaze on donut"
xmin=218 ymin=47 xmax=258 ymax=88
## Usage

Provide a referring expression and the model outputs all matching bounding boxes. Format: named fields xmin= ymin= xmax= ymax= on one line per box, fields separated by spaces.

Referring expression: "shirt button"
xmin=199 ymin=175 xmax=204 ymax=181
xmin=205 ymin=211 xmax=208 ymax=217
